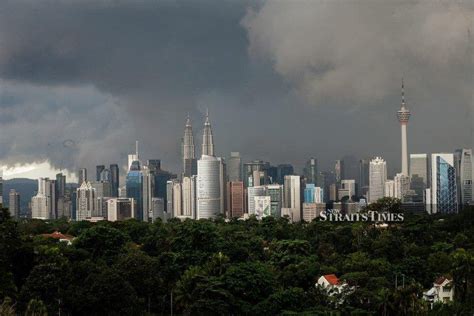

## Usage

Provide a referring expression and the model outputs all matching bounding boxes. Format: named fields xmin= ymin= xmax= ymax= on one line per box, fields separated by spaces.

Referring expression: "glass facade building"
xmin=431 ymin=154 xmax=458 ymax=214
xmin=126 ymin=161 xmax=144 ymax=220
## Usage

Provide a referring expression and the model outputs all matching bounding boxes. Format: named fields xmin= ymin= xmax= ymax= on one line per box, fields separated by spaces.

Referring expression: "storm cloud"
xmin=0 ymin=0 xmax=472 ymax=177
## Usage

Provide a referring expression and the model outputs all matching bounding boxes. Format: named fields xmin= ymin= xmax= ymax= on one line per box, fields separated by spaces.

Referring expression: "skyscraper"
xmin=107 ymin=198 xmax=136 ymax=221
xmin=265 ymin=184 xmax=283 ymax=217
xmin=335 ymin=160 xmax=345 ymax=184
xmin=430 ymin=153 xmax=458 ymax=214
xmin=243 ymin=160 xmax=270 ymax=187
xmin=227 ymin=181 xmax=244 ymax=218
xmin=277 ymin=164 xmax=294 ymax=185
xmin=110 ymin=164 xmax=120 ymax=197
xmin=228 ymin=152 xmax=242 ymax=182
xmin=201 ymin=110 xmax=215 ymax=157
xmin=78 ymin=168 xmax=87 ymax=185
xmin=247 ymin=186 xmax=266 ymax=215
xmin=126 ymin=160 xmax=144 ymax=221
xmin=359 ymin=159 xmax=370 ymax=197
xmin=303 ymin=158 xmax=318 ymax=185
xmin=284 ymin=175 xmax=301 ymax=222
xmin=454 ymin=149 xmax=473 ymax=206
xmin=182 ymin=115 xmax=197 ymax=177
xmin=369 ymin=157 xmax=387 ymax=203
xmin=339 ymin=180 xmax=356 ymax=201
xmin=410 ymin=154 xmax=429 ymax=202
xmin=397 ymin=79 xmax=411 ymax=176
xmin=76 ymin=181 xmax=96 ymax=221
xmin=8 ymin=189 xmax=20 ymax=218
xmin=182 ymin=176 xmax=197 ymax=219
xmin=96 ymin=165 xmax=105 ymax=181
xmin=31 ymin=178 xmax=56 ymax=219
xmin=197 ymin=155 xmax=221 ymax=219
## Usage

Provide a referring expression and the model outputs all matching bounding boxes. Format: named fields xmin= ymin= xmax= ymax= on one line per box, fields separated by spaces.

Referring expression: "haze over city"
xmin=0 ymin=0 xmax=472 ymax=179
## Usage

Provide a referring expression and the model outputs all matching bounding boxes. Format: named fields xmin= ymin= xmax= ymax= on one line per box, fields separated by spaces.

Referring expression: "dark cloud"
xmin=0 ymin=0 xmax=472 ymax=178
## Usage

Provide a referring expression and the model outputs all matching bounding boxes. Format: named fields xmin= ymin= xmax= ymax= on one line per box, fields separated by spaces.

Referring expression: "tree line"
xmin=0 ymin=199 xmax=473 ymax=315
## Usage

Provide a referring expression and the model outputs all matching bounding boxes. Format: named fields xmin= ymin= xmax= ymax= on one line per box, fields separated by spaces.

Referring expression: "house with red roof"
xmin=316 ymin=274 xmax=347 ymax=294
xmin=41 ymin=231 xmax=75 ymax=245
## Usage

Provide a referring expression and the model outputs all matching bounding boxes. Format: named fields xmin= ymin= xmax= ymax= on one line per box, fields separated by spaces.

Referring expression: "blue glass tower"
xmin=304 ymin=184 xmax=316 ymax=203
xmin=126 ymin=160 xmax=144 ymax=220
xmin=435 ymin=156 xmax=458 ymax=214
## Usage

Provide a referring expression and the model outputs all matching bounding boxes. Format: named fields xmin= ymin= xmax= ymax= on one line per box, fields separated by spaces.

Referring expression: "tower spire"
xmin=202 ymin=109 xmax=215 ymax=156
xmin=401 ymin=78 xmax=406 ymax=108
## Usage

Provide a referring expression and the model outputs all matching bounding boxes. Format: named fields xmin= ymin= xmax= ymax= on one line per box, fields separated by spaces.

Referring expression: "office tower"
xmin=284 ymin=175 xmax=301 ymax=222
xmin=166 ymin=180 xmax=177 ymax=217
xmin=76 ymin=181 xmax=96 ymax=221
xmin=454 ymin=149 xmax=473 ymax=205
xmin=148 ymin=159 xmax=161 ymax=171
xmin=128 ymin=141 xmax=140 ymax=170
xmin=254 ymin=196 xmax=271 ymax=219
xmin=265 ymin=184 xmax=283 ymax=217
xmin=397 ymin=80 xmax=411 ymax=176
xmin=55 ymin=173 xmax=66 ymax=198
xmin=335 ymin=160 xmax=345 ymax=184
xmin=110 ymin=164 xmax=119 ymax=197
xmin=304 ymin=184 xmax=324 ymax=203
xmin=96 ymin=165 xmax=105 ymax=181
xmin=430 ymin=153 xmax=458 ymax=214
xmin=78 ymin=168 xmax=87 ymax=185
xmin=243 ymin=160 xmax=270 ymax=187
xmin=182 ymin=116 xmax=197 ymax=177
xmin=410 ymin=154 xmax=429 ymax=202
xmin=107 ymin=198 xmax=136 ymax=221
xmin=267 ymin=166 xmax=278 ymax=184
xmin=342 ymin=155 xmax=359 ymax=183
xmin=394 ymin=173 xmax=410 ymax=201
xmin=303 ymin=158 xmax=318 ymax=185
xmin=384 ymin=180 xmax=395 ymax=198
xmin=369 ymin=157 xmax=387 ymax=203
xmin=302 ymin=203 xmax=326 ymax=222
xmin=227 ymin=181 xmax=244 ymax=218
xmin=151 ymin=198 xmax=165 ymax=222
xmin=8 ymin=189 xmax=20 ymax=218
xmin=126 ymin=160 xmax=144 ymax=221
xmin=359 ymin=159 xmax=370 ymax=196
xmin=182 ymin=176 xmax=197 ymax=219
xmin=197 ymin=155 xmax=221 ymax=219
xmin=142 ymin=166 xmax=155 ymax=222
xmin=247 ymin=186 xmax=266 ymax=215
xmin=329 ymin=184 xmax=337 ymax=201
xmin=339 ymin=180 xmax=356 ymax=201
xmin=91 ymin=181 xmax=112 ymax=199
xmin=31 ymin=178 xmax=56 ymax=219
xmin=201 ymin=110 xmax=215 ymax=157
xmin=228 ymin=152 xmax=242 ymax=182
xmin=99 ymin=168 xmax=111 ymax=182
xmin=219 ymin=157 xmax=226 ymax=217
xmin=277 ymin=164 xmax=294 ymax=185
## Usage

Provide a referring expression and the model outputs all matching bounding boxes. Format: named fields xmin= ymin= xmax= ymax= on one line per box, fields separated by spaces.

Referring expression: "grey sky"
xmin=0 ymin=0 xmax=472 ymax=178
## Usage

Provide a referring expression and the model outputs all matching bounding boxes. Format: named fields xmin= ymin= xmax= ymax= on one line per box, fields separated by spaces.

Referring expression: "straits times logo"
xmin=319 ymin=209 xmax=404 ymax=222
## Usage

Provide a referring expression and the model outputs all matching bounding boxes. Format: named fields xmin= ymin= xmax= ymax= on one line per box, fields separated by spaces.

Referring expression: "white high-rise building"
xmin=339 ymin=179 xmax=356 ymax=200
xmin=284 ymin=175 xmax=301 ymax=222
xmin=369 ymin=157 xmax=387 ymax=203
xmin=384 ymin=180 xmax=395 ymax=198
xmin=247 ymin=186 xmax=266 ymax=215
xmin=181 ymin=176 xmax=197 ymax=219
xmin=430 ymin=153 xmax=458 ymax=214
xmin=410 ymin=153 xmax=429 ymax=202
xmin=397 ymin=80 xmax=411 ymax=176
xmin=394 ymin=173 xmax=410 ymax=201
xmin=31 ymin=178 xmax=56 ymax=219
xmin=454 ymin=149 xmax=473 ymax=205
xmin=76 ymin=181 xmax=96 ymax=221
xmin=8 ymin=189 xmax=20 ymax=218
xmin=197 ymin=155 xmax=221 ymax=219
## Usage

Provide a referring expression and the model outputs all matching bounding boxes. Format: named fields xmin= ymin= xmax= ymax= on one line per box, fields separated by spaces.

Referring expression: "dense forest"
xmin=0 ymin=200 xmax=473 ymax=315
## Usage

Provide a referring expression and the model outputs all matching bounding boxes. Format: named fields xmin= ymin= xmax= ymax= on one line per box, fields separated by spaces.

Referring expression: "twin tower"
xmin=182 ymin=110 xmax=215 ymax=177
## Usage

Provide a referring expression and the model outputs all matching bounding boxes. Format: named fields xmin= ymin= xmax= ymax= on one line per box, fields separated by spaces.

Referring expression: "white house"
xmin=423 ymin=276 xmax=454 ymax=307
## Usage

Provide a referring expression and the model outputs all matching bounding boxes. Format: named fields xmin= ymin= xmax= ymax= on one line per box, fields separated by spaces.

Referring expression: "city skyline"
xmin=0 ymin=1 xmax=472 ymax=180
